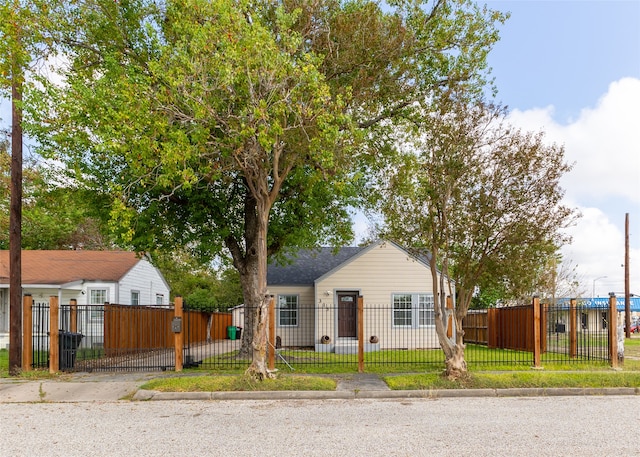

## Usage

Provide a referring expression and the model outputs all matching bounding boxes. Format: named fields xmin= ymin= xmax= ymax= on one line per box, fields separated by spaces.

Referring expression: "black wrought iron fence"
xmin=31 ymin=301 xmax=50 ymax=370
xmin=191 ymin=302 xmax=611 ymax=372
xmin=30 ymin=302 xmax=178 ymax=372
xmin=28 ymin=299 xmax=612 ymax=373
xmin=543 ymin=302 xmax=610 ymax=363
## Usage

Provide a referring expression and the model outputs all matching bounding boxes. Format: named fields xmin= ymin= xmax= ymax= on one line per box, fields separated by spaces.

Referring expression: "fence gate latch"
xmin=171 ymin=317 xmax=182 ymax=333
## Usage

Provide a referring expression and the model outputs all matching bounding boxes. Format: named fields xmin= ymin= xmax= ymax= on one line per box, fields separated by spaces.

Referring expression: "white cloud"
xmin=507 ymin=78 xmax=640 ymax=297
xmin=561 ymin=206 xmax=635 ymax=296
xmin=507 ymin=77 xmax=640 ymax=205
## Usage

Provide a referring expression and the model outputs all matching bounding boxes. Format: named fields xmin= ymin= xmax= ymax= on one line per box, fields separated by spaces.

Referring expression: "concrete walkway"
xmin=1 ymin=371 xmax=639 ymax=403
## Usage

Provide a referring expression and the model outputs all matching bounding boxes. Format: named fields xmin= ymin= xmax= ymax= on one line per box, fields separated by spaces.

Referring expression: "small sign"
xmin=171 ymin=317 xmax=182 ymax=333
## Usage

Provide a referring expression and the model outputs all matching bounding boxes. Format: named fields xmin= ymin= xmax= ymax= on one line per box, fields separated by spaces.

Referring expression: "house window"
xmin=393 ymin=293 xmax=435 ymax=327
xmin=89 ymin=289 xmax=107 ymax=320
xmin=278 ymin=295 xmax=298 ymax=327
xmin=392 ymin=294 xmax=413 ymax=327
xmin=418 ymin=294 xmax=435 ymax=326
xmin=131 ymin=291 xmax=140 ymax=306
xmin=156 ymin=294 xmax=164 ymax=305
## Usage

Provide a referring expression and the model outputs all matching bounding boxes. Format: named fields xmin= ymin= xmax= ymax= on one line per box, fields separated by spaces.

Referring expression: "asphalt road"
xmin=1 ymin=396 xmax=638 ymax=456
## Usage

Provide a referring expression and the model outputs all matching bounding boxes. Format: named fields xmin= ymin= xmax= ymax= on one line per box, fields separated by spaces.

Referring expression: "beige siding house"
xmin=267 ymin=240 xmax=454 ymax=352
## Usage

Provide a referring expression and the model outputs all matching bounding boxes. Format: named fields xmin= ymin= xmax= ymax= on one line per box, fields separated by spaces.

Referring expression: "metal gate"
xmin=30 ymin=302 xmax=177 ymax=372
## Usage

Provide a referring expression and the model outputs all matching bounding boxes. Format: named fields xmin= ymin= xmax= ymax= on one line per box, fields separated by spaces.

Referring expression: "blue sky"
xmin=483 ymin=0 xmax=640 ymax=297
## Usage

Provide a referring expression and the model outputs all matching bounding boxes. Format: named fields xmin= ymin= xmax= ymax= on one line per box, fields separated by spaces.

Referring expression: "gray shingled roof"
xmin=267 ymin=247 xmax=367 ymax=285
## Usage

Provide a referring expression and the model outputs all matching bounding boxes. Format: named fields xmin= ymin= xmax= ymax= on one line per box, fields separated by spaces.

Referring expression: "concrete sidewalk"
xmin=1 ymin=372 xmax=639 ymax=403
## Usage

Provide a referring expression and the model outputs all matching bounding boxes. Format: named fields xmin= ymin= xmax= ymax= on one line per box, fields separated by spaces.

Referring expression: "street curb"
xmin=132 ymin=386 xmax=640 ymax=401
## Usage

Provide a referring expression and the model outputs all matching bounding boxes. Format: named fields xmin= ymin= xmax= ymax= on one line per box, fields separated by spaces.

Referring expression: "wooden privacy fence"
xmin=182 ymin=307 xmax=232 ymax=343
xmin=488 ymin=305 xmax=535 ymax=352
xmin=104 ymin=304 xmax=174 ymax=356
xmin=104 ymin=303 xmax=231 ymax=355
xmin=22 ymin=295 xmax=232 ymax=373
xmin=462 ymin=296 xmax=620 ymax=367
xmin=463 ymin=301 xmax=543 ymax=352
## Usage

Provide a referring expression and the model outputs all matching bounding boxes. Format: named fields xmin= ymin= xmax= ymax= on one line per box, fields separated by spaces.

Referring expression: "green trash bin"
xmin=227 ymin=325 xmax=237 ymax=340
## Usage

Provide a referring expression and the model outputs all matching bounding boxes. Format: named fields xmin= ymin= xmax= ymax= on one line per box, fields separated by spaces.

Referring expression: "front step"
xmin=334 ymin=341 xmax=358 ymax=354
xmin=334 ymin=340 xmax=380 ymax=354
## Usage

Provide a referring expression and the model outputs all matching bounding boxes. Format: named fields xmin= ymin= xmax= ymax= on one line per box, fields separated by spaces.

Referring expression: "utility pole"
xmin=625 ymin=213 xmax=630 ymax=338
xmin=9 ymin=1 xmax=23 ymax=375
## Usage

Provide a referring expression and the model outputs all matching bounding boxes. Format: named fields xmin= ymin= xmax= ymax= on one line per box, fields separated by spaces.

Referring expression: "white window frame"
xmin=392 ymin=293 xmax=435 ymax=328
xmin=89 ymin=288 xmax=108 ymax=320
xmin=156 ymin=294 xmax=164 ymax=305
xmin=392 ymin=293 xmax=413 ymax=327
xmin=418 ymin=294 xmax=435 ymax=327
xmin=277 ymin=294 xmax=299 ymax=327
xmin=131 ymin=290 xmax=140 ymax=306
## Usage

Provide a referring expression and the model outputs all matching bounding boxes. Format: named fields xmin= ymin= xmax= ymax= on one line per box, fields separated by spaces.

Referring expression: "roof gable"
xmin=267 ymin=241 xmax=433 ymax=286
xmin=267 ymin=246 xmax=366 ymax=285
xmin=0 ymin=250 xmax=143 ymax=285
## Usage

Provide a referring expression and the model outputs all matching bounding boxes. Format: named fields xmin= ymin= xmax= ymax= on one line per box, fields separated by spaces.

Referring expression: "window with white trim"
xmin=156 ymin=294 xmax=164 ymax=305
xmin=131 ymin=291 xmax=140 ymax=306
xmin=278 ymin=295 xmax=298 ymax=327
xmin=393 ymin=293 xmax=435 ymax=327
xmin=89 ymin=289 xmax=107 ymax=320
xmin=418 ymin=294 xmax=435 ymax=326
xmin=392 ymin=294 xmax=412 ymax=327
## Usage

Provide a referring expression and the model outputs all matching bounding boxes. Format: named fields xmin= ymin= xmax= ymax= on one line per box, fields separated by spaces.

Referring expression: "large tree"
xmin=0 ymin=134 xmax=114 ymax=250
xmin=25 ymin=0 xmax=506 ymax=379
xmin=375 ymin=95 xmax=576 ymax=379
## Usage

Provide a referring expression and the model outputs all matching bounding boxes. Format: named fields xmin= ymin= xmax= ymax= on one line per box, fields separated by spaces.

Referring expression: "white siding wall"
xmin=119 ymin=259 xmax=170 ymax=305
xmin=0 ymin=258 xmax=170 ymax=349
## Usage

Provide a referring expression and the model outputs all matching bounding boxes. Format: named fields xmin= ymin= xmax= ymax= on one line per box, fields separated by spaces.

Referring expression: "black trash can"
xmin=236 ymin=327 xmax=242 ymax=339
xmin=59 ymin=330 xmax=84 ymax=371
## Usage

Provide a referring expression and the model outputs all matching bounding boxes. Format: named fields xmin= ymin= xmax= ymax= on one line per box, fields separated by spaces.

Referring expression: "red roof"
xmin=0 ymin=250 xmax=142 ymax=285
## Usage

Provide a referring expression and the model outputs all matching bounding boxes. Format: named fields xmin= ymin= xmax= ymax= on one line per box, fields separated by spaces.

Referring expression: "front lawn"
xmin=384 ymin=370 xmax=640 ymax=390
xmin=141 ymin=374 xmax=336 ymax=392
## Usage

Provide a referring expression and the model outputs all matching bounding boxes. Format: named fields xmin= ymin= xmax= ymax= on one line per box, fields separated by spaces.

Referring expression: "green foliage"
xmin=470 ymin=285 xmax=504 ymax=309
xmin=186 ymin=288 xmax=218 ymax=312
xmin=23 ymin=0 xmax=507 ymax=268
xmin=377 ymin=96 xmax=576 ymax=316
xmin=0 ymin=137 xmax=114 ymax=249
xmin=152 ymin=250 xmax=243 ymax=311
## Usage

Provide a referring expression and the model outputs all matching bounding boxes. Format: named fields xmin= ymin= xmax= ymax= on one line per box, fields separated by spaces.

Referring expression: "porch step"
xmin=333 ymin=340 xmax=380 ymax=354
xmin=334 ymin=342 xmax=358 ymax=355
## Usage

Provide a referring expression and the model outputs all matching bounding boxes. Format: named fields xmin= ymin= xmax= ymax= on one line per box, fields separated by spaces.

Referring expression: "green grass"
xmin=140 ymin=374 xmax=336 ymax=392
xmin=0 ymin=349 xmax=7 ymax=378
xmin=196 ymin=344 xmax=620 ymax=374
xmin=384 ymin=370 xmax=640 ymax=390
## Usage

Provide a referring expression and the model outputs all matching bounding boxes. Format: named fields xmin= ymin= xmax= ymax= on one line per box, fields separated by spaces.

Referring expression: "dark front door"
xmin=338 ymin=292 xmax=358 ymax=337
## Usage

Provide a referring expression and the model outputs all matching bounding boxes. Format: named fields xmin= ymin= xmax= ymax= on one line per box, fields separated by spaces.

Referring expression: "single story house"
xmin=553 ymin=296 xmax=640 ymax=332
xmin=0 ymin=250 xmax=170 ymax=349
xmin=267 ymin=240 xmax=454 ymax=353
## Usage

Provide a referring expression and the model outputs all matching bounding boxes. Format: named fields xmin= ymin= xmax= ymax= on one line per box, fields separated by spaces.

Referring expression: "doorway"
xmin=337 ymin=292 xmax=358 ymax=338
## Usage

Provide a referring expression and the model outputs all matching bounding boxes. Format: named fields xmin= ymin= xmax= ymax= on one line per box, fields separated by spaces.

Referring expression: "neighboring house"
xmin=267 ymin=240 xmax=455 ymax=352
xmin=0 ymin=250 xmax=170 ymax=349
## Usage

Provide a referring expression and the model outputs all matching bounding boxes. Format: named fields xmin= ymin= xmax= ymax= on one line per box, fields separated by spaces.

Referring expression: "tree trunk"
xmin=231 ymin=191 xmax=274 ymax=380
xmin=444 ymin=343 xmax=467 ymax=380
xmin=430 ymin=251 xmax=469 ymax=381
xmin=206 ymin=313 xmax=212 ymax=343
xmin=444 ymin=315 xmax=468 ymax=380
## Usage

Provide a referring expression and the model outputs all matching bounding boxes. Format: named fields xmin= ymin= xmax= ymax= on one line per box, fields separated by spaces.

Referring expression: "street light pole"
xmin=592 ymin=276 xmax=607 ymax=304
